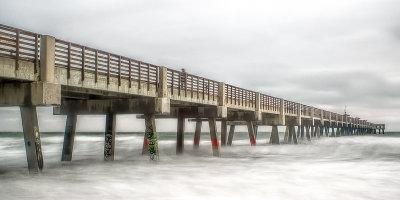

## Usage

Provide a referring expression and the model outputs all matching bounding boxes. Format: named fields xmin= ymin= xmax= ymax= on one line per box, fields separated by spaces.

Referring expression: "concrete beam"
xmin=54 ymin=97 xmax=170 ymax=115
xmin=0 ymin=82 xmax=61 ymax=106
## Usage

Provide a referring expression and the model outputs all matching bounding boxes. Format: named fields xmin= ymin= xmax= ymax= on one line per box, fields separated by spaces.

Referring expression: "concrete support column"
xmin=246 ymin=121 xmax=257 ymax=146
xmin=311 ymin=126 xmax=315 ymax=137
xmin=296 ymin=126 xmax=299 ymax=138
xmin=300 ymin=125 xmax=305 ymax=139
xmin=20 ymin=106 xmax=43 ymax=173
xmin=104 ymin=114 xmax=116 ymax=161
xmin=221 ymin=120 xmax=227 ymax=146
xmin=227 ymin=125 xmax=235 ymax=146
xmin=305 ymin=125 xmax=311 ymax=141
xmin=284 ymin=126 xmax=289 ymax=142
xmin=193 ymin=120 xmax=202 ymax=149
xmin=144 ymin=114 xmax=159 ymax=161
xmin=208 ymin=118 xmax=220 ymax=156
xmin=290 ymin=125 xmax=298 ymax=144
xmin=330 ymin=126 xmax=335 ymax=137
xmin=325 ymin=126 xmax=329 ymax=137
xmin=316 ymin=126 xmax=321 ymax=138
xmin=176 ymin=115 xmax=185 ymax=154
xmin=61 ymin=115 xmax=77 ymax=161
xmin=40 ymin=35 xmax=56 ymax=83
xmin=288 ymin=126 xmax=293 ymax=143
xmin=253 ymin=125 xmax=258 ymax=139
xmin=269 ymin=125 xmax=280 ymax=144
xmin=141 ymin=132 xmax=148 ymax=155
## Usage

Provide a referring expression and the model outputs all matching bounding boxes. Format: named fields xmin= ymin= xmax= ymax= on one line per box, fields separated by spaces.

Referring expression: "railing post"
xmin=311 ymin=107 xmax=315 ymax=126
xmin=158 ymin=67 xmax=168 ymax=98
xmin=40 ymin=35 xmax=55 ymax=83
xmin=255 ymin=92 xmax=261 ymax=120
xmin=218 ymin=82 xmax=227 ymax=118
xmin=297 ymin=103 xmax=301 ymax=125
xmin=279 ymin=98 xmax=285 ymax=125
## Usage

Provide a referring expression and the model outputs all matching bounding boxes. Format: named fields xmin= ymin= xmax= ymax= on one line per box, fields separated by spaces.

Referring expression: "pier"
xmin=0 ymin=24 xmax=385 ymax=173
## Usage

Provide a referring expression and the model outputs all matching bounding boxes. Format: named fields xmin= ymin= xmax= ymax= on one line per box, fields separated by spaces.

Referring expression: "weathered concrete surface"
xmin=0 ymin=57 xmax=38 ymax=81
xmin=53 ymin=98 xmax=169 ymax=115
xmin=104 ymin=114 xmax=116 ymax=161
xmin=0 ymin=82 xmax=61 ymax=106
xmin=61 ymin=115 xmax=77 ymax=161
xmin=20 ymin=106 xmax=43 ymax=173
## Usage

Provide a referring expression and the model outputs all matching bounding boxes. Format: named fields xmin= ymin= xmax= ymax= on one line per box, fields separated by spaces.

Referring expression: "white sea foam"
xmin=0 ymin=133 xmax=399 ymax=200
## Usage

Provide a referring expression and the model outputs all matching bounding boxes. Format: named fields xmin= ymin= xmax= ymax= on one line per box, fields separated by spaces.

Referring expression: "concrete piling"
xmin=177 ymin=115 xmax=185 ymax=154
xmin=284 ymin=126 xmax=289 ymax=142
xmin=208 ymin=118 xmax=220 ymax=157
xmin=311 ymin=126 xmax=315 ymax=138
xmin=290 ymin=126 xmax=298 ymax=144
xmin=269 ymin=125 xmax=280 ymax=144
xmin=20 ymin=106 xmax=44 ymax=173
xmin=300 ymin=125 xmax=305 ymax=139
xmin=144 ymin=114 xmax=159 ymax=161
xmin=227 ymin=125 xmax=235 ymax=146
xmin=305 ymin=125 xmax=311 ymax=141
xmin=61 ymin=115 xmax=77 ymax=161
xmin=193 ymin=120 xmax=202 ymax=149
xmin=330 ymin=126 xmax=335 ymax=137
xmin=221 ymin=120 xmax=227 ymax=146
xmin=246 ymin=121 xmax=257 ymax=146
xmin=104 ymin=114 xmax=116 ymax=161
xmin=288 ymin=126 xmax=293 ymax=143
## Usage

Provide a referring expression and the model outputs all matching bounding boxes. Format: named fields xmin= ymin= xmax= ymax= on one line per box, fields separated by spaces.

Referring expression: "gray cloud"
xmin=0 ymin=0 xmax=399 ymax=131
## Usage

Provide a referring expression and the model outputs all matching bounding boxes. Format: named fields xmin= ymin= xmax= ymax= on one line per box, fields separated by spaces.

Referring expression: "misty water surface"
xmin=0 ymin=131 xmax=399 ymax=200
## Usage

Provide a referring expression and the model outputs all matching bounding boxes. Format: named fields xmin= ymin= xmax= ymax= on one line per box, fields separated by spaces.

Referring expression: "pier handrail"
xmin=0 ymin=24 xmax=372 ymax=125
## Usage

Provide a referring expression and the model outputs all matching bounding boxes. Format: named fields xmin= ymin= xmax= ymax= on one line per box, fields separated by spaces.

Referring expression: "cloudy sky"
xmin=0 ymin=0 xmax=399 ymax=132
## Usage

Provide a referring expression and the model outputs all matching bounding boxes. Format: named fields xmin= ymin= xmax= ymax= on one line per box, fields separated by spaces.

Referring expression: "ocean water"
xmin=0 ymin=131 xmax=399 ymax=200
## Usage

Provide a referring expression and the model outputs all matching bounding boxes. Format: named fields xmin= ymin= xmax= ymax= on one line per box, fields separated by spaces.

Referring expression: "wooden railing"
xmin=301 ymin=105 xmax=312 ymax=117
xmin=0 ymin=24 xmax=372 ymax=124
xmin=260 ymin=94 xmax=280 ymax=112
xmin=54 ymin=39 xmax=159 ymax=89
xmin=284 ymin=100 xmax=297 ymax=115
xmin=0 ymin=24 xmax=40 ymax=72
xmin=225 ymin=84 xmax=257 ymax=108
xmin=166 ymin=68 xmax=218 ymax=101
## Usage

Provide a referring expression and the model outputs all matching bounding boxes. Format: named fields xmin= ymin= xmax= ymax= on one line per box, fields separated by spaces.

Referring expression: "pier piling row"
xmin=0 ymin=24 xmax=385 ymax=173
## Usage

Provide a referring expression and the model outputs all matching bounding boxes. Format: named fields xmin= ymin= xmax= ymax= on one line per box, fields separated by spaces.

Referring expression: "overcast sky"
xmin=0 ymin=0 xmax=399 ymax=132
